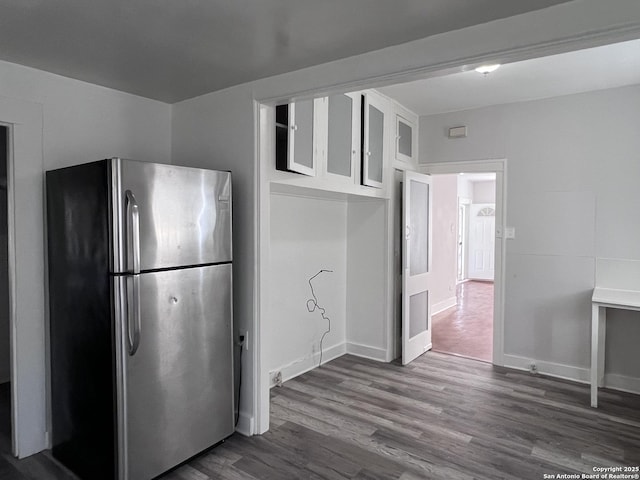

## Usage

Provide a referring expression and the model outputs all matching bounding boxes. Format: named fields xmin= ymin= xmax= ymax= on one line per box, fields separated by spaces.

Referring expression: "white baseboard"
xmin=274 ymin=343 xmax=347 ymax=387
xmin=234 ymin=411 xmax=253 ymax=436
xmin=503 ymin=354 xmax=640 ymax=395
xmin=503 ymin=354 xmax=590 ymax=383
xmin=346 ymin=342 xmax=388 ymax=362
xmin=432 ymin=296 xmax=457 ymax=316
xmin=604 ymin=372 xmax=640 ymax=395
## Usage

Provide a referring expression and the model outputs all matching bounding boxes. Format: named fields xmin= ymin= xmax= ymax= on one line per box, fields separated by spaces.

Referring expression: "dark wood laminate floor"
xmin=432 ymin=281 xmax=493 ymax=362
xmin=3 ymin=353 xmax=640 ymax=479
xmin=161 ymin=353 xmax=639 ymax=480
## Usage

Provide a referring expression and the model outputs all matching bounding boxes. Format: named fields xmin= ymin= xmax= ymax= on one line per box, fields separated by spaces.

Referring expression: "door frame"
xmin=0 ymin=97 xmax=47 ymax=458
xmin=0 ymin=122 xmax=14 ymax=448
xmin=418 ymin=159 xmax=506 ymax=366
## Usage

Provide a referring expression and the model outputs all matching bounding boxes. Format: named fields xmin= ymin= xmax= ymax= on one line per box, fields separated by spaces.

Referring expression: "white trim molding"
xmin=504 ymin=354 xmax=590 ymax=384
xmin=432 ymin=297 xmax=457 ymax=316
xmin=1 ymin=96 xmax=46 ymax=458
xmin=234 ymin=412 xmax=254 ymax=438
xmin=276 ymin=343 xmax=347 ymax=386
xmin=504 ymin=354 xmax=640 ymax=397
xmin=346 ymin=342 xmax=388 ymax=362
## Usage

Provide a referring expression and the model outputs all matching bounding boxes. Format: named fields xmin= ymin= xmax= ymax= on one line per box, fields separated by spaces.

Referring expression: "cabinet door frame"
xmin=324 ymin=92 xmax=360 ymax=185
xmin=361 ymin=93 xmax=386 ymax=189
xmin=287 ymin=100 xmax=316 ymax=176
xmin=395 ymin=113 xmax=416 ymax=165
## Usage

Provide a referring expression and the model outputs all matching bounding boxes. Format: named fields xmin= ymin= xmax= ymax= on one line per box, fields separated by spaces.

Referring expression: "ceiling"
xmin=377 ymin=38 xmax=640 ymax=116
xmin=0 ymin=0 xmax=573 ymax=103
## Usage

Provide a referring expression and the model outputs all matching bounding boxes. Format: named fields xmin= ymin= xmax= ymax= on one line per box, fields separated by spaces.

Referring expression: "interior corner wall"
xmin=268 ymin=193 xmax=347 ymax=379
xmin=430 ymin=175 xmax=458 ymax=313
xmin=419 ymin=84 xmax=640 ymax=385
xmin=346 ymin=199 xmax=387 ymax=360
xmin=171 ymin=84 xmax=257 ymax=426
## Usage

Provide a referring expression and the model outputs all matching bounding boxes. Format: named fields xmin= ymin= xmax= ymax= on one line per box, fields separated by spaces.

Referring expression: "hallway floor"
xmin=432 ymin=280 xmax=493 ymax=362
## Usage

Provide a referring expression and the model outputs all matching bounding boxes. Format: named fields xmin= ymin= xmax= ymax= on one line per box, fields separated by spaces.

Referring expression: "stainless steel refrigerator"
xmin=46 ymin=158 xmax=234 ymax=480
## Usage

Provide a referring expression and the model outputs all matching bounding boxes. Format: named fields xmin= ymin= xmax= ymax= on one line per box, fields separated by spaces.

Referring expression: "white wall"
xmin=420 ymin=84 xmax=640 ymax=386
xmin=268 ymin=193 xmax=347 ymax=380
xmin=473 ymin=180 xmax=496 ymax=204
xmin=0 ymin=60 xmax=171 ymax=167
xmin=346 ymin=199 xmax=388 ymax=360
xmin=267 ymin=193 xmax=389 ymax=378
xmin=0 ymin=59 xmax=171 ymax=456
xmin=457 ymin=176 xmax=473 ymax=200
xmin=431 ymin=175 xmax=458 ymax=313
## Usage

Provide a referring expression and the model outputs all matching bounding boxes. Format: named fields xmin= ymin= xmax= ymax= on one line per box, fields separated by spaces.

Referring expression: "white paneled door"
xmin=468 ymin=203 xmax=495 ymax=280
xmin=402 ymin=171 xmax=433 ymax=365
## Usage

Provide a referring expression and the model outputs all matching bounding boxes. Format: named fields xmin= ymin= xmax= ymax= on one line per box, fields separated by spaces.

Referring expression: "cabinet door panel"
xmin=289 ymin=100 xmax=315 ymax=175
xmin=326 ymin=93 xmax=359 ymax=184
xmin=362 ymin=94 xmax=385 ymax=188
xmin=327 ymin=94 xmax=352 ymax=177
xmin=396 ymin=114 xmax=416 ymax=164
xmin=398 ymin=118 xmax=412 ymax=157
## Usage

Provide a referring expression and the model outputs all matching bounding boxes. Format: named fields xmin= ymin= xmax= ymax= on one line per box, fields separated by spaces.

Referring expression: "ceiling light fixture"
xmin=474 ymin=64 xmax=501 ymax=75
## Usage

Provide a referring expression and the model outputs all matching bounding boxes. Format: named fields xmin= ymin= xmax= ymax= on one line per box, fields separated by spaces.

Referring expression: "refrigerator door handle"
xmin=127 ymin=275 xmax=141 ymax=356
xmin=125 ymin=190 xmax=141 ymax=275
xmin=125 ymin=190 xmax=141 ymax=355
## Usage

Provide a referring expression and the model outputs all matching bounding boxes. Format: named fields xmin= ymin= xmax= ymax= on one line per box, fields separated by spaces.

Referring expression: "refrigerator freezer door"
xmin=119 ymin=264 xmax=234 ymax=480
xmin=111 ymin=159 xmax=232 ymax=273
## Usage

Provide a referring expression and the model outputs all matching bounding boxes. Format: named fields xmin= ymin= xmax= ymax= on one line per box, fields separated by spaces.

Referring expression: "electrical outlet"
xmin=270 ymin=370 xmax=283 ymax=388
xmin=529 ymin=363 xmax=538 ymax=375
xmin=244 ymin=330 xmax=249 ymax=351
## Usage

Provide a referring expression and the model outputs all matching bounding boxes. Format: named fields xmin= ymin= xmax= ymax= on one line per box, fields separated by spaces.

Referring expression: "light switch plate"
xmin=505 ymin=226 xmax=516 ymax=239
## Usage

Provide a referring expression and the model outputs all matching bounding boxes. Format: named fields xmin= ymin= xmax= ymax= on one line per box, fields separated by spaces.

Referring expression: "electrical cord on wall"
xmin=306 ymin=269 xmax=333 ymax=368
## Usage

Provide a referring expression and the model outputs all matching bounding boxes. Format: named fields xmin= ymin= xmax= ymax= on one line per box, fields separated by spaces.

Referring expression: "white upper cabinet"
xmin=395 ymin=111 xmax=417 ymax=165
xmin=272 ymin=90 xmax=414 ymax=197
xmin=275 ymin=99 xmax=317 ymax=176
xmin=325 ymin=93 xmax=360 ymax=184
xmin=362 ymin=92 xmax=386 ymax=188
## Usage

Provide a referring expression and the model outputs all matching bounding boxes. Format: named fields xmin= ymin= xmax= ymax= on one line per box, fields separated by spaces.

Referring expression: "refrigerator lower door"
xmin=116 ymin=264 xmax=234 ymax=480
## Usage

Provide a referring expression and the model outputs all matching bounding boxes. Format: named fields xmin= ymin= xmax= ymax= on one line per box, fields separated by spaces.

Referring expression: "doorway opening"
xmin=429 ymin=172 xmax=496 ymax=362
xmin=0 ymin=125 xmax=11 ymax=454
